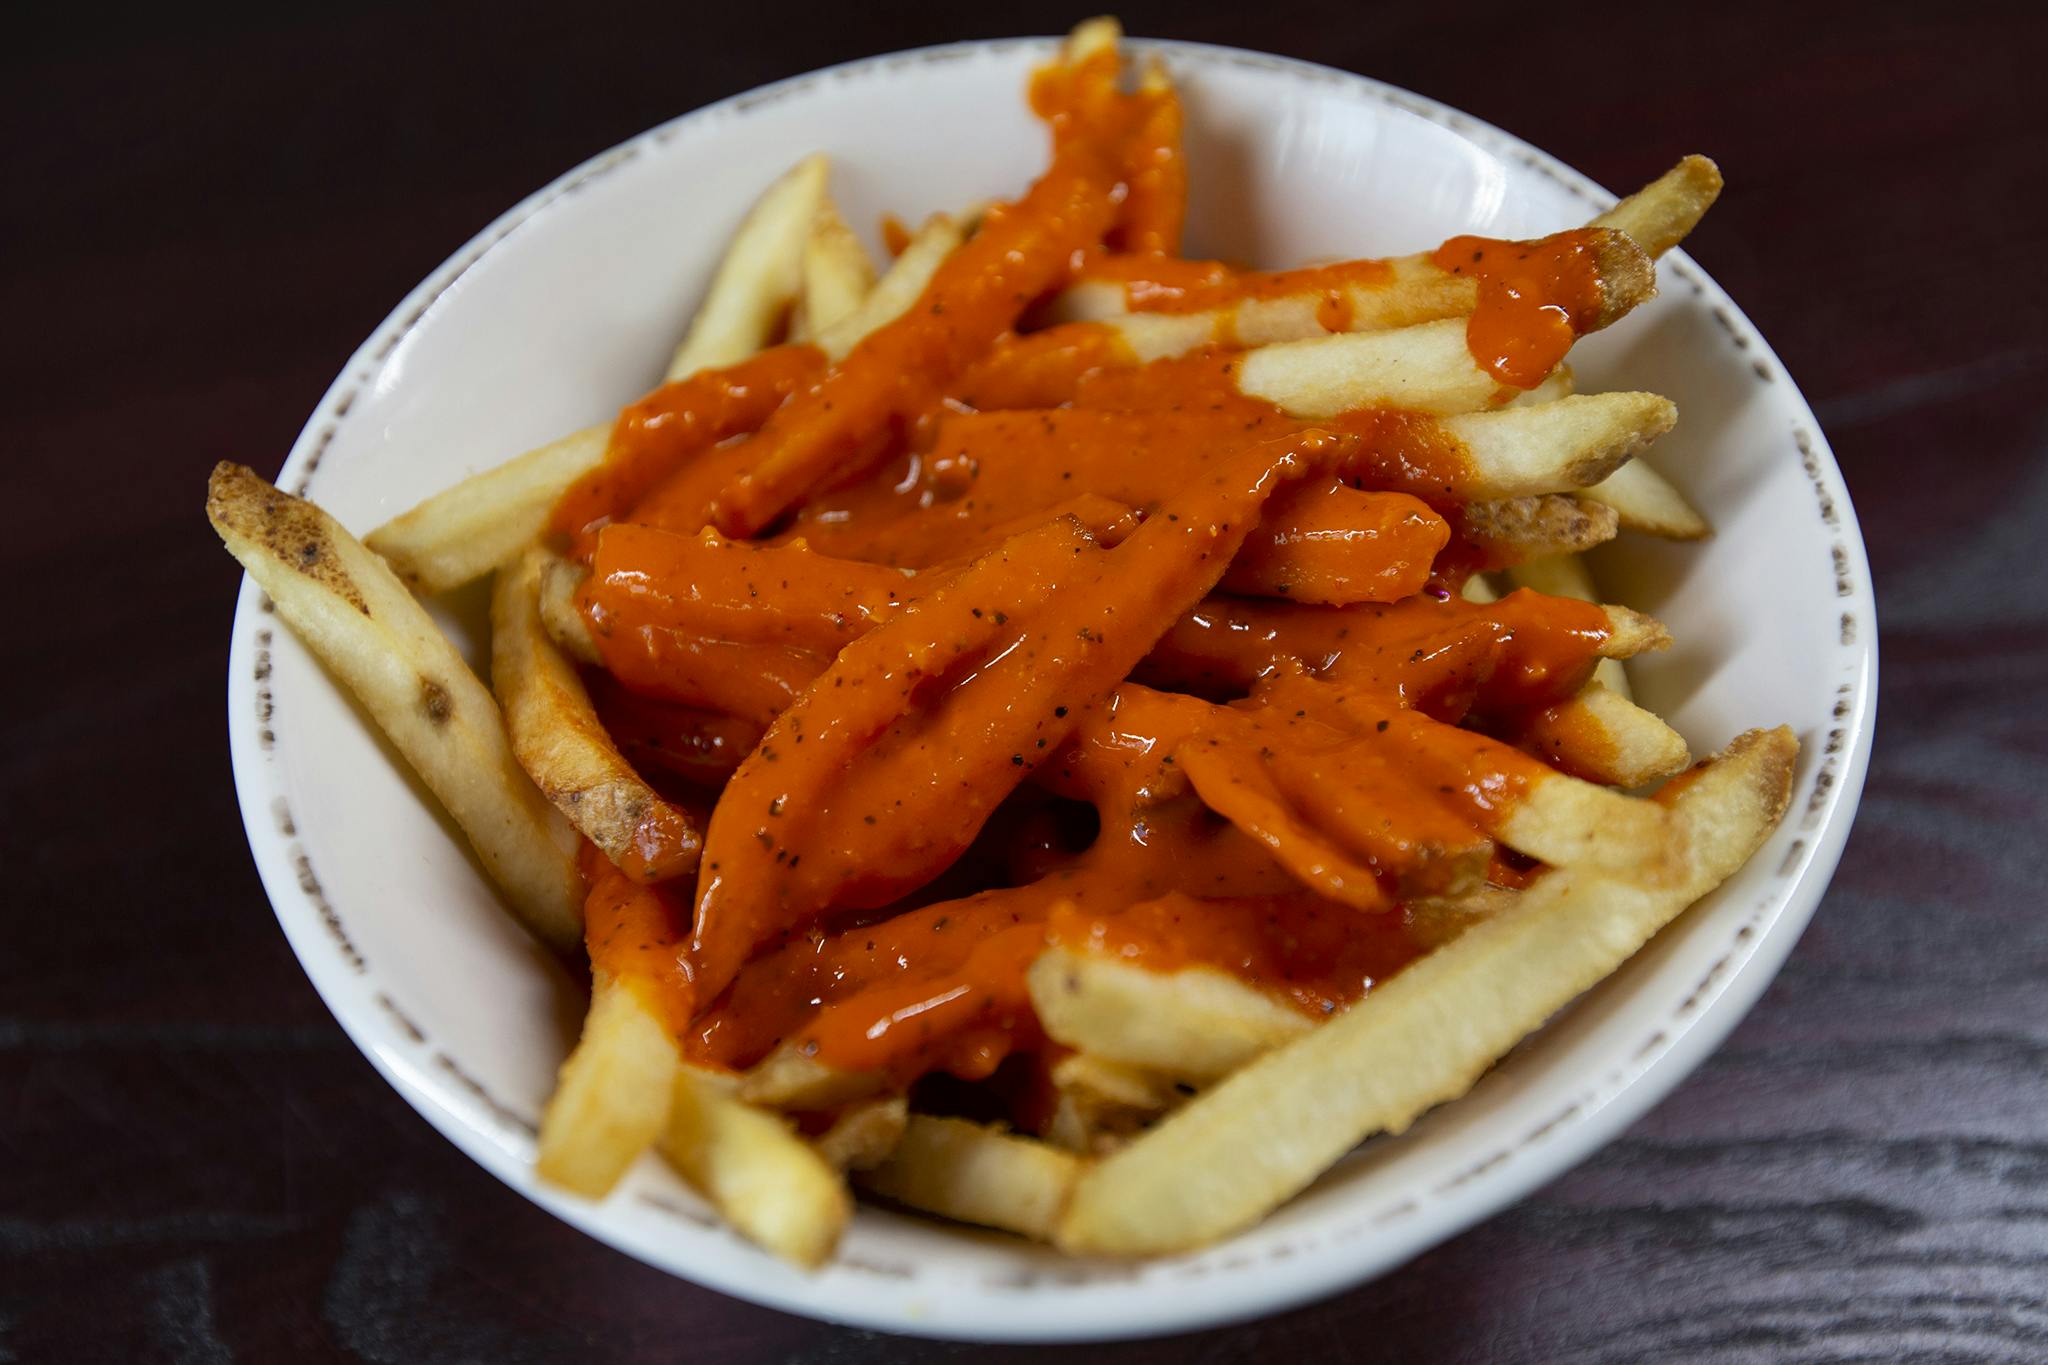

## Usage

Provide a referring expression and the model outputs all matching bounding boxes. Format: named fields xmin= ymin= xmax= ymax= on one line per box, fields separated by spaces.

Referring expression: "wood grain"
xmin=3 ymin=1 xmax=2044 ymax=1359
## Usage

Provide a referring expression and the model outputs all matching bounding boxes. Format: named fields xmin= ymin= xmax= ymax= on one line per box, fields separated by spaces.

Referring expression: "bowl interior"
xmin=228 ymin=37 xmax=1874 ymax=1342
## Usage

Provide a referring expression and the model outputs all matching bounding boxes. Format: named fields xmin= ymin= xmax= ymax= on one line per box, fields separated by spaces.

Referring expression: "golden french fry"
xmin=1599 ymin=603 xmax=1672 ymax=660
xmin=1404 ymin=884 xmax=1522 ymax=952
xmin=365 ymin=425 xmax=606 ymax=598
xmin=1046 ymin=1053 xmax=1184 ymax=1154
xmin=738 ymin=1044 xmax=884 ymax=1109
xmin=1459 ymin=572 xmax=1499 ymax=604
xmin=206 ymin=463 xmax=582 ymax=947
xmin=1237 ymin=317 xmax=1542 ymax=416
xmin=536 ymin=557 xmax=601 ymax=664
xmin=492 ymin=547 xmax=700 ymax=882
xmin=536 ymin=973 xmax=679 ymax=1196
xmin=1494 ymin=768 xmax=1678 ymax=878
xmin=1066 ymin=221 xmax=1652 ymax=352
xmin=1462 ymin=495 xmax=1620 ymax=566
xmin=1055 ymin=728 xmax=1799 ymax=1256
xmin=856 ymin=1116 xmax=1081 ymax=1240
xmin=1027 ymin=946 xmax=1313 ymax=1084
xmin=659 ymin=1066 xmax=852 ymax=1268
xmin=1511 ymin=365 xmax=1575 ymax=406
xmin=1513 ymin=680 xmax=1691 ymax=788
xmin=813 ymin=212 xmax=965 ymax=362
xmin=1577 ymin=457 xmax=1712 ymax=540
xmin=1593 ymin=155 xmax=1724 ymax=260
xmin=789 ymin=198 xmax=878 ymax=343
xmin=665 ymin=155 xmax=828 ymax=381
xmin=1442 ymin=393 xmax=1678 ymax=499
xmin=813 ymin=1097 xmax=910 ymax=1172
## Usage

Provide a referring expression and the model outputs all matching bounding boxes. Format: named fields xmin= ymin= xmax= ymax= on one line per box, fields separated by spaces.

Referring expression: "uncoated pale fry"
xmin=1513 ymin=680 xmax=1691 ymax=788
xmin=789 ymin=197 xmax=877 ymax=343
xmin=1577 ymin=456 xmax=1711 ymax=540
xmin=1055 ymin=727 xmax=1799 ymax=1256
xmin=536 ymin=973 xmax=680 ymax=1196
xmin=1238 ymin=317 xmax=1536 ymax=417
xmin=492 ymin=547 xmax=700 ymax=883
xmin=1492 ymin=766 xmax=1678 ymax=879
xmin=856 ymin=1116 xmax=1081 ymax=1240
xmin=812 ymin=213 xmax=965 ymax=362
xmin=1593 ymin=155 xmax=1724 ymax=260
xmin=1046 ymin=1053 xmax=1184 ymax=1155
xmin=537 ymin=558 xmax=601 ymax=664
xmin=1507 ymin=553 xmax=1633 ymax=697
xmin=659 ymin=1066 xmax=852 ymax=1268
xmin=1027 ymin=945 xmax=1313 ymax=1084
xmin=814 ymin=1097 xmax=910 ymax=1172
xmin=1598 ymin=603 xmax=1672 ymax=660
xmin=365 ymin=425 xmax=607 ymax=597
xmin=1441 ymin=393 xmax=1678 ymax=499
xmin=738 ymin=1044 xmax=884 ymax=1109
xmin=206 ymin=463 xmax=582 ymax=948
xmin=665 ymin=155 xmax=828 ymax=381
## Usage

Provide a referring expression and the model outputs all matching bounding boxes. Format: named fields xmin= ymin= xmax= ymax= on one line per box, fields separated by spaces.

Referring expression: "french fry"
xmin=1236 ymin=318 xmax=1554 ymax=416
xmin=365 ymin=425 xmax=607 ymax=597
xmin=1491 ymin=766 xmax=1678 ymax=878
xmin=812 ymin=212 xmax=965 ymax=362
xmin=856 ymin=1116 xmax=1081 ymax=1240
xmin=789 ymin=197 xmax=878 ymax=343
xmin=1512 ymin=680 xmax=1691 ymax=788
xmin=206 ymin=463 xmax=582 ymax=948
xmin=664 ymin=155 xmax=828 ymax=381
xmin=1511 ymin=365 xmax=1575 ymax=406
xmin=1046 ymin=1053 xmax=1184 ymax=1155
xmin=814 ymin=1096 xmax=910 ymax=1172
xmin=1055 ymin=727 xmax=1799 ymax=1256
xmin=1027 ymin=945 xmax=1313 ymax=1084
xmin=1440 ymin=393 xmax=1678 ymax=498
xmin=1576 ymin=456 xmax=1712 ymax=540
xmin=536 ymin=973 xmax=680 ymax=1195
xmin=1593 ymin=155 xmax=1724 ymax=260
xmin=738 ymin=1044 xmax=884 ymax=1110
xmin=537 ymin=557 xmax=601 ymax=664
xmin=1598 ymin=603 xmax=1672 ymax=659
xmin=492 ymin=547 xmax=700 ymax=882
xmin=1405 ymin=884 xmax=1521 ymax=952
xmin=1461 ymin=495 xmax=1620 ymax=567
xmin=1060 ymin=219 xmax=1655 ymax=351
xmin=658 ymin=1066 xmax=852 ymax=1268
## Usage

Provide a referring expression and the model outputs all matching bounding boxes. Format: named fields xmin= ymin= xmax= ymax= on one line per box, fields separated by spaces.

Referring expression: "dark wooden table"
xmin=8 ymin=1 xmax=2045 ymax=1359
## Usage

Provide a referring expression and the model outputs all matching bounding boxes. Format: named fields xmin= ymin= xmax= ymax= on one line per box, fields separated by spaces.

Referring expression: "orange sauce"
xmin=1089 ymin=256 xmax=1400 ymax=317
xmin=581 ymin=844 xmax=696 ymax=1036
xmin=1429 ymin=228 xmax=1609 ymax=388
xmin=550 ymin=345 xmax=825 ymax=554
xmin=879 ymin=214 xmax=913 ymax=258
xmin=545 ymin=43 xmax=1632 ymax=1111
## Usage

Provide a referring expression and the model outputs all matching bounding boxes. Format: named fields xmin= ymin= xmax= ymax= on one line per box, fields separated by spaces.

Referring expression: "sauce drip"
xmin=1429 ymin=228 xmax=1609 ymax=389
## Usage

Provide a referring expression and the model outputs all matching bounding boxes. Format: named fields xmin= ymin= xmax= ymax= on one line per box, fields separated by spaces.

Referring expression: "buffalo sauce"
xmin=550 ymin=345 xmax=825 ymax=556
xmin=1430 ymin=228 xmax=1609 ymax=388
xmin=546 ymin=46 xmax=1629 ymax=1110
xmin=1087 ymin=255 xmax=1398 ymax=321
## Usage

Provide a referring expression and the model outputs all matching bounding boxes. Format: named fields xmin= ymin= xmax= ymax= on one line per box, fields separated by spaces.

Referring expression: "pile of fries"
xmin=209 ymin=19 xmax=1795 ymax=1266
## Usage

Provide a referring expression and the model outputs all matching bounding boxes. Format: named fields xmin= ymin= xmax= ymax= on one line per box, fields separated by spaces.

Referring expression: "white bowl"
xmin=224 ymin=36 xmax=1876 ymax=1342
